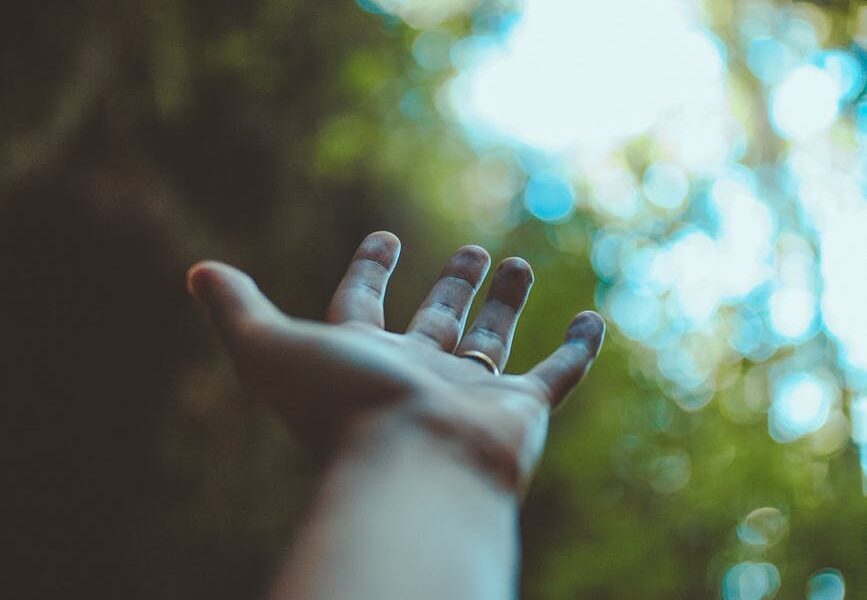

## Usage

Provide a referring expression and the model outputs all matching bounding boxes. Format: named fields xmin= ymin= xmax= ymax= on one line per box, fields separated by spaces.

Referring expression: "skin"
xmin=187 ymin=231 xmax=605 ymax=599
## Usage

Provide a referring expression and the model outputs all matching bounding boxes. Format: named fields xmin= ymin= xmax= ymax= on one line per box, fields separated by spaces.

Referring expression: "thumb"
xmin=187 ymin=261 xmax=282 ymax=338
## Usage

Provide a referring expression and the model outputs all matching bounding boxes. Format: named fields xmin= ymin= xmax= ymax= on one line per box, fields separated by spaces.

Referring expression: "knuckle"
xmin=474 ymin=325 xmax=503 ymax=342
xmin=429 ymin=299 xmax=461 ymax=320
xmin=470 ymin=326 xmax=507 ymax=352
xmin=410 ymin=327 xmax=451 ymax=349
xmin=440 ymin=273 xmax=477 ymax=294
xmin=354 ymin=276 xmax=384 ymax=297
xmin=517 ymin=374 xmax=554 ymax=403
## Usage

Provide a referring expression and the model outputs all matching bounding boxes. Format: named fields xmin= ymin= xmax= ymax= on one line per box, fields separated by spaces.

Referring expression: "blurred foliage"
xmin=2 ymin=1 xmax=866 ymax=599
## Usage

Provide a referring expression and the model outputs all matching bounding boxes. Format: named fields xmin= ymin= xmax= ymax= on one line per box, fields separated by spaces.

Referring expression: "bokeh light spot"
xmin=807 ymin=569 xmax=846 ymax=600
xmin=813 ymin=49 xmax=865 ymax=102
xmin=413 ymin=30 xmax=455 ymax=71
xmin=723 ymin=562 xmax=781 ymax=600
xmin=770 ymin=65 xmax=840 ymax=140
xmin=643 ymin=162 xmax=689 ymax=210
xmin=591 ymin=230 xmax=628 ymax=281
xmin=769 ymin=372 xmax=835 ymax=443
xmin=737 ymin=507 xmax=788 ymax=546
xmin=648 ymin=451 xmax=691 ymax=494
xmin=747 ymin=36 xmax=796 ymax=84
xmin=524 ymin=171 xmax=575 ymax=221
xmin=768 ymin=286 xmax=817 ymax=341
xmin=609 ymin=286 xmax=662 ymax=342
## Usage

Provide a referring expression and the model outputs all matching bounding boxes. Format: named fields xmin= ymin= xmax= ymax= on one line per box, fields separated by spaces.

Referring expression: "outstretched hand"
xmin=187 ymin=231 xmax=604 ymax=489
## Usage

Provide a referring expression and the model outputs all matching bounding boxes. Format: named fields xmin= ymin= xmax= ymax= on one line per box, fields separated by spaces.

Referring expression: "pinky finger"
xmin=526 ymin=311 xmax=605 ymax=409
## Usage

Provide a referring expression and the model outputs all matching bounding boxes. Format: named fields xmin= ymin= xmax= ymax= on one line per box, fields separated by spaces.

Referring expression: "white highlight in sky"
xmin=449 ymin=0 xmax=726 ymax=154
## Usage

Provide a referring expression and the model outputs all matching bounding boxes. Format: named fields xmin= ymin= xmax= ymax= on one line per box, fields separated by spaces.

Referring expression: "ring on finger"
xmin=457 ymin=350 xmax=500 ymax=376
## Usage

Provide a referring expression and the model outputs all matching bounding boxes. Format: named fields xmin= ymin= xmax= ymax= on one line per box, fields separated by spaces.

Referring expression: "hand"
xmin=187 ymin=231 xmax=604 ymax=490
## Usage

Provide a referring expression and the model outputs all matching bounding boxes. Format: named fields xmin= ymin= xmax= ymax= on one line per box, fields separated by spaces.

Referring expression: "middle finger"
xmin=406 ymin=245 xmax=491 ymax=351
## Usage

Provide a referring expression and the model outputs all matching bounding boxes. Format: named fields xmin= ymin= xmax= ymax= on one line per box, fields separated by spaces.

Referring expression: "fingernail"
xmin=566 ymin=311 xmax=605 ymax=358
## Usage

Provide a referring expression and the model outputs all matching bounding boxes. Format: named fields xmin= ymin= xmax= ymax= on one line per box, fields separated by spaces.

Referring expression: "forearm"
xmin=270 ymin=409 xmax=521 ymax=600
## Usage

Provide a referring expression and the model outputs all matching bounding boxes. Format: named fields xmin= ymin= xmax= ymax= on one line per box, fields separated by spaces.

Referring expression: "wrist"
xmin=337 ymin=393 xmax=549 ymax=496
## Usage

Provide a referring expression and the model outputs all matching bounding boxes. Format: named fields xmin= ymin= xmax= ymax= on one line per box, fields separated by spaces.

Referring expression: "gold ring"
xmin=457 ymin=350 xmax=500 ymax=376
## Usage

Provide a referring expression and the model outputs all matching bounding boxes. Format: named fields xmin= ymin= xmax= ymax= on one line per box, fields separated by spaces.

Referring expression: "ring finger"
xmin=455 ymin=257 xmax=534 ymax=373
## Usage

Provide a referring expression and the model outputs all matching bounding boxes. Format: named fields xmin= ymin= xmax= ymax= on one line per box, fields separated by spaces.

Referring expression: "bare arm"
xmin=271 ymin=410 xmax=520 ymax=600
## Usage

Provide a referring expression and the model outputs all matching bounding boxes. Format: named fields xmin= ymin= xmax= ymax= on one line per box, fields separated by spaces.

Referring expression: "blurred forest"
xmin=2 ymin=0 xmax=866 ymax=599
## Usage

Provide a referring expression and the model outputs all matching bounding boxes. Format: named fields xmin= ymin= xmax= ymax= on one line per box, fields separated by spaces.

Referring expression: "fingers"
xmin=406 ymin=245 xmax=491 ymax=350
xmin=326 ymin=231 xmax=401 ymax=327
xmin=454 ymin=257 xmax=534 ymax=372
xmin=526 ymin=311 xmax=605 ymax=409
xmin=187 ymin=261 xmax=283 ymax=340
